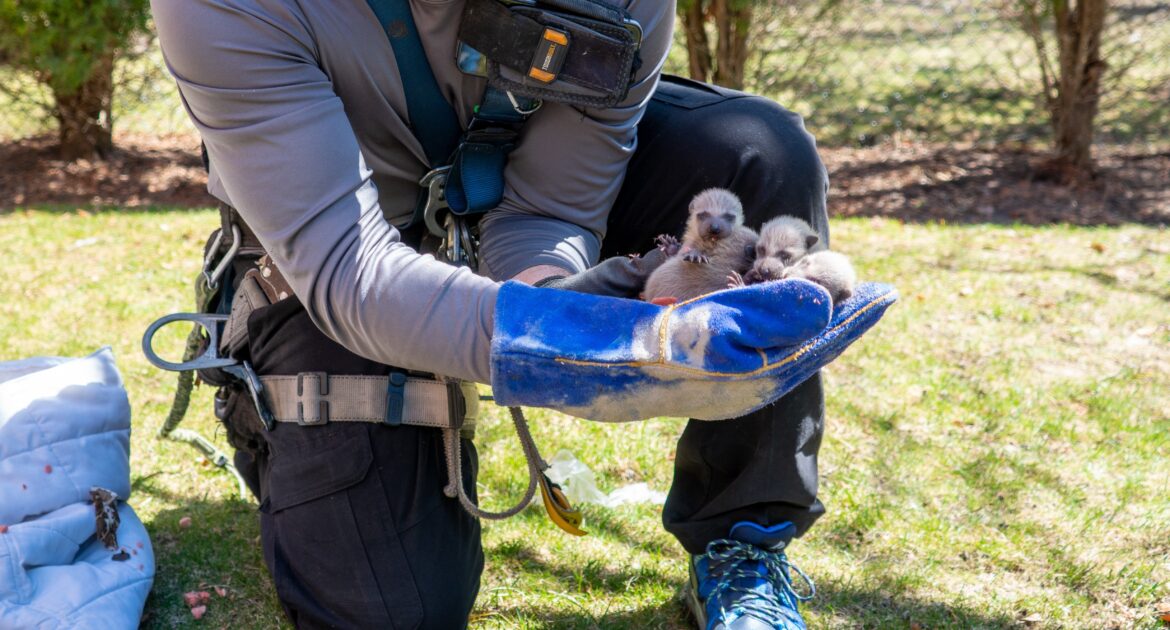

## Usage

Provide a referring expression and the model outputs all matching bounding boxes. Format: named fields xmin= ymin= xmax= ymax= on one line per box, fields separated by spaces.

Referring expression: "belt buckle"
xmin=295 ymin=372 xmax=329 ymax=426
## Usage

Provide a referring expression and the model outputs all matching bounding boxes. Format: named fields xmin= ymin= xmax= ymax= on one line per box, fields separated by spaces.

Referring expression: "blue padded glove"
xmin=490 ymin=279 xmax=898 ymax=422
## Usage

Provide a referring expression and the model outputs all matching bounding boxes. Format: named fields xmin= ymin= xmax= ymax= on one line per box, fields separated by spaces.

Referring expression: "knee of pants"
xmin=688 ymin=97 xmax=829 ymax=232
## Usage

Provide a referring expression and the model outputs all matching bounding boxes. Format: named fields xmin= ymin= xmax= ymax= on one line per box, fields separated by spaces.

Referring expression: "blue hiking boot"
xmin=686 ymin=521 xmax=816 ymax=630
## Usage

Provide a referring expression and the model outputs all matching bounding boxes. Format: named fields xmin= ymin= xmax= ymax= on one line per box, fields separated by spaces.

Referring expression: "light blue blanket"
xmin=0 ymin=348 xmax=154 ymax=629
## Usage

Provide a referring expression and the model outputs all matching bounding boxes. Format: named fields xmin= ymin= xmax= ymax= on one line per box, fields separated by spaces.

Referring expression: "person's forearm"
xmin=478 ymin=213 xmax=599 ymax=281
xmin=512 ymin=265 xmax=572 ymax=285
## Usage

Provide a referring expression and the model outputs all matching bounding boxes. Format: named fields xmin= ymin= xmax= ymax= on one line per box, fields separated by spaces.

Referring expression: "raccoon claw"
xmin=682 ymin=251 xmax=709 ymax=264
xmin=655 ymin=234 xmax=681 ymax=257
xmin=727 ymin=271 xmax=746 ymax=288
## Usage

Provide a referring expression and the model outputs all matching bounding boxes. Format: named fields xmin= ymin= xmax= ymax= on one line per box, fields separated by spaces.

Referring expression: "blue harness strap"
xmin=446 ymin=88 xmax=535 ymax=214
xmin=365 ymin=0 xmax=462 ymax=168
xmin=364 ymin=0 xmax=535 ymax=227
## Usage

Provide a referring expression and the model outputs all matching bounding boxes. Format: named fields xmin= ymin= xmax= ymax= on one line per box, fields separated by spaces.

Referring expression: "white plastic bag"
xmin=545 ymin=450 xmax=666 ymax=508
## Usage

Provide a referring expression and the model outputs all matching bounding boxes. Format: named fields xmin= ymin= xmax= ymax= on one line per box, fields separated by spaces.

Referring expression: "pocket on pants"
xmin=262 ymin=424 xmax=425 ymax=629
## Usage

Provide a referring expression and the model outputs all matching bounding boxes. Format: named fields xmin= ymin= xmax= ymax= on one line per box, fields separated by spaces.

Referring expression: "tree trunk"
xmin=53 ymin=49 xmax=115 ymax=161
xmin=1049 ymin=0 xmax=1108 ymax=178
xmin=681 ymin=0 xmax=713 ymax=83
xmin=711 ymin=0 xmax=752 ymax=89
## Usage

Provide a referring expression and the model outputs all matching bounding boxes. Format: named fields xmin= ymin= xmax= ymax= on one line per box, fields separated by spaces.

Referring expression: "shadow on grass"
xmin=476 ymin=597 xmax=690 ymax=629
xmin=1036 ymin=264 xmax=1170 ymax=303
xmin=482 ymin=575 xmax=1020 ymax=629
xmin=925 ymin=248 xmax=1170 ymax=303
xmin=810 ymin=579 xmax=1020 ymax=629
xmin=488 ymin=508 xmax=1021 ymax=628
xmin=489 ymin=535 xmax=678 ymax=592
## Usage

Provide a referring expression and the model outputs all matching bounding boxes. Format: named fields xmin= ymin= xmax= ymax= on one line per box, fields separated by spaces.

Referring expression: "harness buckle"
xmin=420 ymin=165 xmax=452 ymax=239
xmin=527 ymin=26 xmax=570 ymax=84
xmin=221 ymin=361 xmax=275 ymax=431
xmin=295 ymin=372 xmax=330 ymax=426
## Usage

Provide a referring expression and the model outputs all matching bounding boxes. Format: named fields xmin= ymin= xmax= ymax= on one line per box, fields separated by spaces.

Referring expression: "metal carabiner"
xmin=456 ymin=215 xmax=478 ymax=270
xmin=505 ymin=91 xmax=543 ymax=116
xmin=420 ymin=165 xmax=452 ymax=239
xmin=201 ymin=224 xmax=242 ymax=292
xmin=443 ymin=213 xmax=480 ymax=270
xmin=142 ymin=312 xmax=235 ymax=372
xmin=446 ymin=214 xmax=463 ymax=266
xmin=142 ymin=312 xmax=275 ymax=430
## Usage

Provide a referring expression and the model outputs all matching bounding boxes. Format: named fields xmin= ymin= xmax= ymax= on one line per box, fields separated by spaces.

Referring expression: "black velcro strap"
xmin=459 ymin=0 xmax=639 ymax=108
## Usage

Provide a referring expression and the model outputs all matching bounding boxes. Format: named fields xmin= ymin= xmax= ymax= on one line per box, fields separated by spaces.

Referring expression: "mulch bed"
xmin=0 ymin=134 xmax=215 ymax=210
xmin=3 ymin=133 xmax=1167 ymax=225
xmin=822 ymin=144 xmax=1170 ymax=226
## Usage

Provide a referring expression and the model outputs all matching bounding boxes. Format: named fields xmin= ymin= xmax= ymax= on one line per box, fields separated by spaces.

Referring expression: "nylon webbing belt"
xmin=260 ymin=374 xmax=476 ymax=434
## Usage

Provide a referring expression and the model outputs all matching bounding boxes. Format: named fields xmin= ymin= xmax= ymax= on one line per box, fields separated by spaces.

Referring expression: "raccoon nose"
xmin=756 ymin=260 xmax=782 ymax=280
xmin=708 ymin=223 xmax=724 ymax=236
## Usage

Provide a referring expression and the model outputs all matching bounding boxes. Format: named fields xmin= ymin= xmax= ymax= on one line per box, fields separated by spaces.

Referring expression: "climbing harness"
xmin=149 ymin=223 xmax=251 ymax=497
xmin=144 ymin=0 xmax=640 ymax=533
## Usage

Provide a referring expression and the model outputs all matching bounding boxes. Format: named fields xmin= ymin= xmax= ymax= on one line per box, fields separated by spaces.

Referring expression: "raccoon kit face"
xmin=745 ymin=216 xmax=820 ymax=283
xmin=685 ymin=188 xmax=745 ymax=247
xmin=782 ymin=250 xmax=856 ymax=304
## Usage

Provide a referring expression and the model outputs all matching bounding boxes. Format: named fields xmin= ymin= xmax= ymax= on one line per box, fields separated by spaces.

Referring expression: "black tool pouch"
xmin=458 ymin=0 xmax=642 ymax=108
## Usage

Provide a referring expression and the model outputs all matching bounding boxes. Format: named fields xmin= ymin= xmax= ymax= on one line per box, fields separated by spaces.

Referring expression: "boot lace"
xmin=703 ymin=538 xmax=816 ymax=624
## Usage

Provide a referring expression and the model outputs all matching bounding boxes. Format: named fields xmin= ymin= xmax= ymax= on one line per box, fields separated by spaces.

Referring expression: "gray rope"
xmin=443 ymin=406 xmax=547 ymax=520
xmin=157 ymin=326 xmax=202 ymax=439
xmin=158 ymin=324 xmax=250 ymax=498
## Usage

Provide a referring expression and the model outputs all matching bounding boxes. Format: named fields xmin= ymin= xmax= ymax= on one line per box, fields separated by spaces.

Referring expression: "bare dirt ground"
xmin=2 ymin=133 xmax=1167 ymax=225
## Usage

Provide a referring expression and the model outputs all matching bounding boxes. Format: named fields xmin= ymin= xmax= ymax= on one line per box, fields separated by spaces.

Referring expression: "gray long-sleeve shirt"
xmin=152 ymin=0 xmax=673 ymax=384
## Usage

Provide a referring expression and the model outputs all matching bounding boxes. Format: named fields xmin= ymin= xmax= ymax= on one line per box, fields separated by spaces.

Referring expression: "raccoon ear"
xmin=806 ymin=234 xmax=819 ymax=249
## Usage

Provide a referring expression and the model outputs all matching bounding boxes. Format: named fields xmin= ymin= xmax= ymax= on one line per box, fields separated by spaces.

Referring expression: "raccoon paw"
xmin=655 ymin=234 xmax=682 ymax=256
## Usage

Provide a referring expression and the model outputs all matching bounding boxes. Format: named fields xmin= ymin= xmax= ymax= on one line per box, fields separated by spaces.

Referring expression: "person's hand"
xmin=489 ymin=278 xmax=898 ymax=422
xmin=534 ymin=247 xmax=673 ymax=298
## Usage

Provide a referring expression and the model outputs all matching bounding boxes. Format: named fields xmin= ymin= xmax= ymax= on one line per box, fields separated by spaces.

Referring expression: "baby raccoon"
xmin=782 ymin=250 xmax=856 ymax=305
xmin=745 ymin=216 xmax=820 ymax=284
xmin=643 ymin=188 xmax=758 ymax=303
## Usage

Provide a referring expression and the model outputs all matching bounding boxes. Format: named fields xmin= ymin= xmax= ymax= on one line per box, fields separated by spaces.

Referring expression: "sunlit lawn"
xmin=2 ymin=207 xmax=1166 ymax=628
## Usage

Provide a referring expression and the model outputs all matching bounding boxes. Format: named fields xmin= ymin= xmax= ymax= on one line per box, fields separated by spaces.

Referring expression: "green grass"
xmin=2 ymin=207 xmax=1167 ymax=628
xmin=664 ymin=0 xmax=1170 ymax=147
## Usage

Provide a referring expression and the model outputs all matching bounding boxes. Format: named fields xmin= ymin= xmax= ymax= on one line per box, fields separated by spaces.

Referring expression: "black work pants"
xmin=238 ymin=75 xmax=829 ymax=629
